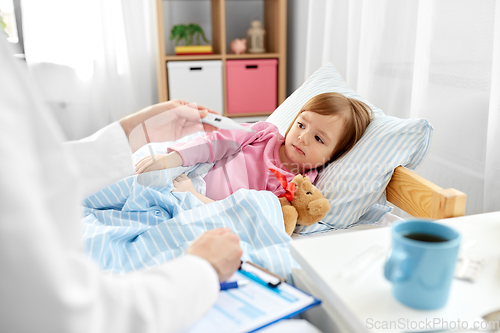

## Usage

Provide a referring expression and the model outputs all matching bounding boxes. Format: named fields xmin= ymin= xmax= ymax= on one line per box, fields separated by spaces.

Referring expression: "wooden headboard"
xmin=386 ymin=166 xmax=467 ymax=219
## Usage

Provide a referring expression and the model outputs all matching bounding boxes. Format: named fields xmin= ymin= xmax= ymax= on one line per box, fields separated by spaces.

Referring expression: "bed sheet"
xmin=82 ymin=134 xmax=298 ymax=281
xmin=81 ymin=133 xmax=403 ymax=281
xmin=291 ymin=212 xmax=403 ymax=239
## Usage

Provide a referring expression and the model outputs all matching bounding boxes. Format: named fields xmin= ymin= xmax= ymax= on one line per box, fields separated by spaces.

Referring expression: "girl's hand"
xmin=134 ymin=151 xmax=183 ymax=175
xmin=173 ymin=174 xmax=214 ymax=204
xmin=135 ymin=154 xmax=168 ymax=174
xmin=172 ymin=174 xmax=197 ymax=193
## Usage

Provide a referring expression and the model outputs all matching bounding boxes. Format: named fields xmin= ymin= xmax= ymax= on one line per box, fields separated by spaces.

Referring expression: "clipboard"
xmin=182 ymin=262 xmax=321 ymax=333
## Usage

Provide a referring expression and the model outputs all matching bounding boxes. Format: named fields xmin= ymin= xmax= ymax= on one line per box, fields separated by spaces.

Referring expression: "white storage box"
xmin=167 ymin=60 xmax=223 ymax=114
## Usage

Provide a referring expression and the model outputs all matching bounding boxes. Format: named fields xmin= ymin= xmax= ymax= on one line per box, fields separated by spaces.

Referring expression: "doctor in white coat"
xmin=0 ymin=37 xmax=242 ymax=332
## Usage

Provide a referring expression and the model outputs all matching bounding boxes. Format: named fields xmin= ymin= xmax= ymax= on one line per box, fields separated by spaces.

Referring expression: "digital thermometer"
xmin=201 ymin=113 xmax=255 ymax=132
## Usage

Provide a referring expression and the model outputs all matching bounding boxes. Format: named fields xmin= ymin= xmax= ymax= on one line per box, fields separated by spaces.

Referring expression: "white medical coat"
xmin=0 ymin=38 xmax=218 ymax=333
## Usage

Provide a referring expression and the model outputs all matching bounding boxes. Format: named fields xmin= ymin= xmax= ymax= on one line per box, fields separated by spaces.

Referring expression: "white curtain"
xmin=305 ymin=0 xmax=500 ymax=215
xmin=22 ymin=0 xmax=158 ymax=140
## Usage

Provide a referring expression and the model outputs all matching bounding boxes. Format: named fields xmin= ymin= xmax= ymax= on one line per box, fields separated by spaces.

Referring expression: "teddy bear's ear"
xmin=292 ymin=174 xmax=304 ymax=186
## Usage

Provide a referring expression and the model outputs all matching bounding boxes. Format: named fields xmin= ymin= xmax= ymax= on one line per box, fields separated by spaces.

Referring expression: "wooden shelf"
xmin=225 ymin=53 xmax=280 ymax=59
xmin=164 ymin=53 xmax=281 ymax=62
xmin=156 ymin=0 xmax=287 ymax=117
xmin=165 ymin=54 xmax=223 ymax=61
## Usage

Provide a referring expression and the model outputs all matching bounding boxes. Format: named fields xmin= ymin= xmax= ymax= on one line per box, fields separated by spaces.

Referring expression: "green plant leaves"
xmin=170 ymin=23 xmax=209 ymax=46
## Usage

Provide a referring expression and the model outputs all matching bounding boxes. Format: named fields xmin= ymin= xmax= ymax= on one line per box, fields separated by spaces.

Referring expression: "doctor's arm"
xmin=65 ymin=100 xmax=216 ymax=197
xmin=134 ymin=122 xmax=260 ymax=175
xmin=1 ymin=37 xmax=242 ymax=333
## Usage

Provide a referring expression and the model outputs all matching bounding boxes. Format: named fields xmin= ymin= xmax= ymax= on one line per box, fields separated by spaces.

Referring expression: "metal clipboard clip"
xmin=238 ymin=261 xmax=285 ymax=288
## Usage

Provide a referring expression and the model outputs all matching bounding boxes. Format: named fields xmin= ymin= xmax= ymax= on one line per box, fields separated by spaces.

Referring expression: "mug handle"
xmin=384 ymin=249 xmax=411 ymax=283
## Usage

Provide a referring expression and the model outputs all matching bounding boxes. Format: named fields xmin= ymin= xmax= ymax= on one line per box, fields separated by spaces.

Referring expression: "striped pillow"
xmin=266 ymin=63 xmax=432 ymax=235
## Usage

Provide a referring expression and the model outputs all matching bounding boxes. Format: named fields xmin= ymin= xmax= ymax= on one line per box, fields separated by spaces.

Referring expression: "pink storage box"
xmin=226 ymin=59 xmax=277 ymax=114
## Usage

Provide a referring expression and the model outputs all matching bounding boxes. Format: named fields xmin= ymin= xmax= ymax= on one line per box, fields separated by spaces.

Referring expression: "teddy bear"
xmin=270 ymin=170 xmax=331 ymax=236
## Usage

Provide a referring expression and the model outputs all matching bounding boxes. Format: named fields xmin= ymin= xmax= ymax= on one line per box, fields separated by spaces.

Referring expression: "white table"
xmin=290 ymin=212 xmax=500 ymax=333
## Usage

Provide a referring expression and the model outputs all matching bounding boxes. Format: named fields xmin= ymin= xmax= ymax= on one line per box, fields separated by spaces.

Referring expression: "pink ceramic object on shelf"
xmin=230 ymin=38 xmax=247 ymax=55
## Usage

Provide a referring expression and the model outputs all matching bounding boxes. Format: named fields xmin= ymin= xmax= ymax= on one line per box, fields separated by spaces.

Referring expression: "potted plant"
xmin=0 ymin=15 xmax=6 ymax=31
xmin=170 ymin=23 xmax=212 ymax=55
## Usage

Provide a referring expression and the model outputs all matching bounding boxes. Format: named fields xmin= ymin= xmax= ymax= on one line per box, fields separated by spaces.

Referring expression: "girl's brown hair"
xmin=285 ymin=92 xmax=372 ymax=170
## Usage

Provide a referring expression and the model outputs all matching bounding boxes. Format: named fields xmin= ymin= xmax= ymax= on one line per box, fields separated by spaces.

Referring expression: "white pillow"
xmin=266 ymin=63 xmax=433 ymax=234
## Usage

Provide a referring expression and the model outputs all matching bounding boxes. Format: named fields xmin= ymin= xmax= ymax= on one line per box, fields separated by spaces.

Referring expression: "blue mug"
xmin=384 ymin=220 xmax=461 ymax=310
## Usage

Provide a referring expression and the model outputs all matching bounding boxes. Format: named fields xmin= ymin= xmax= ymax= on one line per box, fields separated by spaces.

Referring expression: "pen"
xmin=219 ymin=280 xmax=249 ymax=291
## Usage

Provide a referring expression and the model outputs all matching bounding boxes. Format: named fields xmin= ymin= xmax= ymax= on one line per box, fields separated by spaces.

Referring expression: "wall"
xmin=286 ymin=0 xmax=309 ymax=97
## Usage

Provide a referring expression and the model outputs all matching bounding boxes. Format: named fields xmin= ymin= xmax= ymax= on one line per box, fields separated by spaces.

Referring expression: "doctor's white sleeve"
xmin=0 ymin=37 xmax=219 ymax=333
xmin=64 ymin=122 xmax=135 ymax=197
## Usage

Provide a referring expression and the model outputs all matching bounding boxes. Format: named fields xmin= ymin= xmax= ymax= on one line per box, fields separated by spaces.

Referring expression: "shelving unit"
xmin=155 ymin=0 xmax=287 ymax=117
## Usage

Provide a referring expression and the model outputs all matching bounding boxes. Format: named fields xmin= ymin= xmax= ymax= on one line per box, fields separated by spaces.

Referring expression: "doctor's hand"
xmin=120 ymin=99 xmax=219 ymax=153
xmin=187 ymin=228 xmax=243 ymax=282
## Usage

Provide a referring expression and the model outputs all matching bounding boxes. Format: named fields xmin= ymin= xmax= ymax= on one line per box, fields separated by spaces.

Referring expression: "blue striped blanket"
xmin=82 ymin=135 xmax=297 ymax=281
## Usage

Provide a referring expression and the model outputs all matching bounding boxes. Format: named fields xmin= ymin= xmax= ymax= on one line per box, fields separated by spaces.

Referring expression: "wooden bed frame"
xmin=386 ymin=166 xmax=467 ymax=219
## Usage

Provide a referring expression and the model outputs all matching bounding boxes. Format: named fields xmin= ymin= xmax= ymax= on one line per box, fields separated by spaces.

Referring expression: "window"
xmin=0 ymin=0 xmax=24 ymax=56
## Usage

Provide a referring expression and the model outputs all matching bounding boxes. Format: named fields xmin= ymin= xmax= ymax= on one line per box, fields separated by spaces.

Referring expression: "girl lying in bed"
xmin=135 ymin=92 xmax=372 ymax=203
xmin=82 ymin=93 xmax=373 ymax=280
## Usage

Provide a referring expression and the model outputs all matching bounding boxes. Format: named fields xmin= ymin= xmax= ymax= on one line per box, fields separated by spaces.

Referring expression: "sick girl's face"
xmin=280 ymin=111 xmax=344 ymax=174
